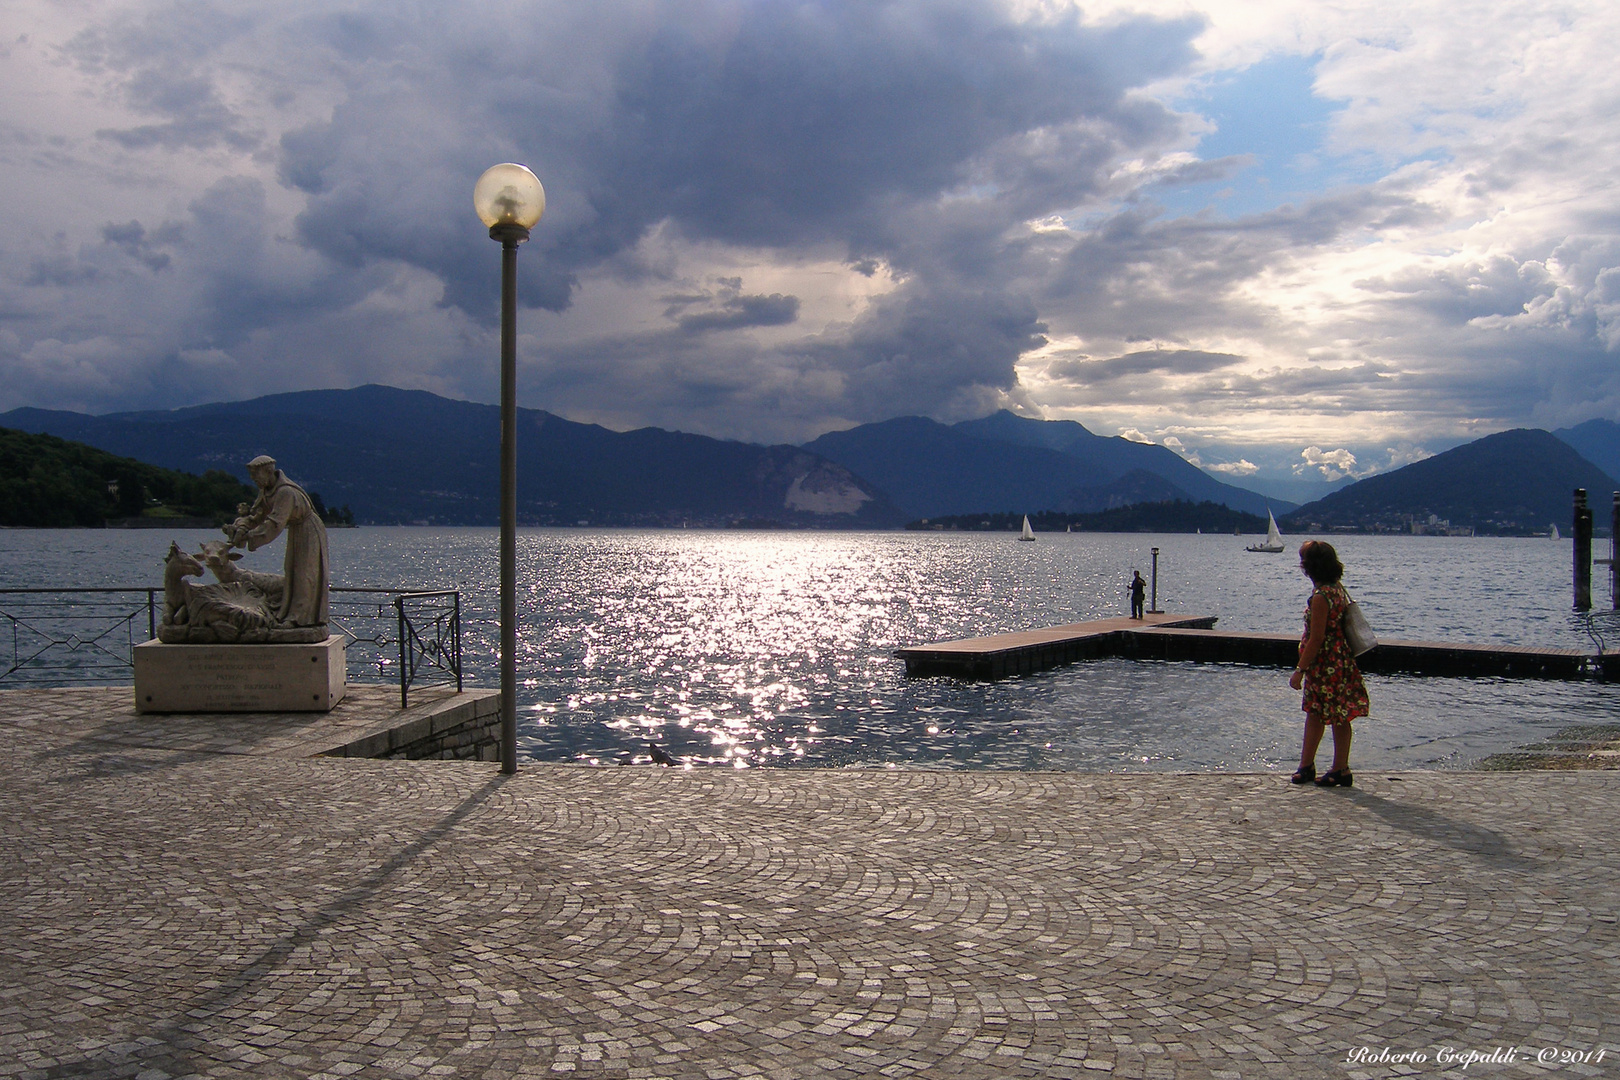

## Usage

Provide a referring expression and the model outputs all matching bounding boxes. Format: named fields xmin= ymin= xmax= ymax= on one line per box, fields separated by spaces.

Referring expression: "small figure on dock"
xmin=1128 ymin=571 xmax=1147 ymax=619
xmin=1289 ymin=540 xmax=1369 ymax=788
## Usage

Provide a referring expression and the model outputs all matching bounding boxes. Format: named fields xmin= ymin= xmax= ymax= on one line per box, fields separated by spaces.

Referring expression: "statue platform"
xmin=134 ymin=636 xmax=346 ymax=713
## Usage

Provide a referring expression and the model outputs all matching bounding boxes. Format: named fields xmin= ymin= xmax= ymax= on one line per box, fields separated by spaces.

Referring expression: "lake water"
xmin=4 ymin=527 xmax=1618 ymax=773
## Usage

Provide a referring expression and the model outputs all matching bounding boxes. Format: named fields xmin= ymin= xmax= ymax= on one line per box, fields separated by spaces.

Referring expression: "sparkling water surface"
xmin=4 ymin=527 xmax=1618 ymax=773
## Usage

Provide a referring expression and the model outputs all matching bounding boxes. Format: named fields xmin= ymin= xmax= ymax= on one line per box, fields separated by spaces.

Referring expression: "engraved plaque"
xmin=134 ymin=637 xmax=346 ymax=713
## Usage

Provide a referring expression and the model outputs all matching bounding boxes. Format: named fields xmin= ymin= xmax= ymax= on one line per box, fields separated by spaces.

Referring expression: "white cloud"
xmin=1207 ymin=458 xmax=1258 ymax=475
xmin=1382 ymin=443 xmax=1434 ymax=470
xmin=1295 ymin=445 xmax=1365 ymax=481
xmin=1159 ymin=434 xmax=1203 ymax=465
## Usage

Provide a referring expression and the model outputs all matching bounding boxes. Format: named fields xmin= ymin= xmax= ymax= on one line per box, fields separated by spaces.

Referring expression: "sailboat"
xmin=1246 ymin=508 xmax=1285 ymax=553
xmin=1018 ymin=515 xmax=1036 ymax=541
xmin=1549 ymin=523 xmax=1561 ymax=540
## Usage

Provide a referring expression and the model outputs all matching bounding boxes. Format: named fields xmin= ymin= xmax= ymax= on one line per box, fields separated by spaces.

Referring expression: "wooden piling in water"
xmin=1612 ymin=492 xmax=1619 ymax=610
xmin=1574 ymin=488 xmax=1593 ymax=611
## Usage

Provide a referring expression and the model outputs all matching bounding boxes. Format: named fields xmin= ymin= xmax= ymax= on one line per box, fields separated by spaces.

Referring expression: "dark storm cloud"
xmin=804 ymin=285 xmax=1048 ymax=420
xmin=96 ymin=70 xmax=260 ymax=152
xmin=278 ymin=0 xmax=1199 ymax=322
xmin=180 ymin=178 xmax=381 ymax=345
xmin=21 ymin=176 xmax=375 ymax=352
xmin=1046 ymin=183 xmax=1442 ymax=317
xmin=174 ymin=0 xmax=1192 ymax=433
xmin=522 ymin=279 xmax=1048 ymax=442
xmin=675 ymin=292 xmax=800 ymax=332
xmin=68 ymin=3 xmax=262 ymax=152
xmin=1050 ymin=348 xmax=1242 ymax=384
xmin=1151 ymin=155 xmax=1253 ymax=188
xmin=25 ymin=254 xmax=98 ymax=288
xmin=101 ymin=221 xmax=179 ymax=273
xmin=586 ymin=3 xmax=1197 ymax=248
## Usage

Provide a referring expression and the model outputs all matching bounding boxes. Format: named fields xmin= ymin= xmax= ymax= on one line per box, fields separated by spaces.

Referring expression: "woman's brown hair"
xmin=1299 ymin=539 xmax=1344 ymax=586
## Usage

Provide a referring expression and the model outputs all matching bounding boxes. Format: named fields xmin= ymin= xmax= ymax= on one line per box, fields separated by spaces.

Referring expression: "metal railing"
xmin=329 ymin=589 xmax=463 ymax=708
xmin=0 ymin=588 xmax=160 ymax=686
xmin=0 ymin=586 xmax=462 ymax=708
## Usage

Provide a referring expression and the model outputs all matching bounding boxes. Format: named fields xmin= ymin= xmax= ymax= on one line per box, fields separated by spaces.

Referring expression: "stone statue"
xmin=229 ymin=456 xmax=329 ymax=629
xmin=156 ymin=455 xmax=330 ymax=644
xmin=160 ymin=542 xmax=280 ymax=643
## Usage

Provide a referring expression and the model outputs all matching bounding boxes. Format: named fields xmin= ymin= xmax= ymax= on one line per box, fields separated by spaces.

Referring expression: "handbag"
xmin=1342 ymin=593 xmax=1377 ymax=656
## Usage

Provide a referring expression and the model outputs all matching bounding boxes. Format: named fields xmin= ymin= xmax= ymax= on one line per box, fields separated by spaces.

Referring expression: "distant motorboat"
xmin=1018 ymin=515 xmax=1036 ymax=541
xmin=1246 ymin=508 xmax=1285 ymax=553
xmin=1550 ymin=523 xmax=1561 ymax=540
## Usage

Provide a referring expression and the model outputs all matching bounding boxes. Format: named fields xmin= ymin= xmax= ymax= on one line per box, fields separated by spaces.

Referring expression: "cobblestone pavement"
xmin=0 ymin=685 xmax=469 ymax=759
xmin=1 ymin=691 xmax=1617 ymax=1079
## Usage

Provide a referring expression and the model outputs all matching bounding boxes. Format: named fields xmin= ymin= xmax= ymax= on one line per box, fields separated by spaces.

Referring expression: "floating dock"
xmin=895 ymin=614 xmax=1214 ymax=679
xmin=896 ymin=615 xmax=1613 ymax=681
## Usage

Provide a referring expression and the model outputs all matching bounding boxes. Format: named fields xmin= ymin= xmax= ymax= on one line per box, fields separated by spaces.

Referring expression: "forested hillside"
xmin=0 ymin=427 xmax=254 ymax=528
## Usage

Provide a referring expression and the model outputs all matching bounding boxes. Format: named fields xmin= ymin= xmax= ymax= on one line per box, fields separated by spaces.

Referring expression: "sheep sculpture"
xmin=159 ymin=541 xmax=280 ymax=643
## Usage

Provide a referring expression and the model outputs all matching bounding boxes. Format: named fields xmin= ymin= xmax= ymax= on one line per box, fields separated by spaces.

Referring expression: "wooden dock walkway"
xmin=896 ymin=615 xmax=1612 ymax=681
xmin=894 ymin=613 xmax=1215 ymax=679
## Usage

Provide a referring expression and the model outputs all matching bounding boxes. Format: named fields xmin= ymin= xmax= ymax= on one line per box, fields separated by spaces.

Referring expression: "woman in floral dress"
xmin=1289 ymin=540 xmax=1369 ymax=787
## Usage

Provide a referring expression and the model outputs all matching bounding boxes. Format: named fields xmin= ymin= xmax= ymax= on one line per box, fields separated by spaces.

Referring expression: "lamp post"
xmin=474 ymin=163 xmax=546 ymax=775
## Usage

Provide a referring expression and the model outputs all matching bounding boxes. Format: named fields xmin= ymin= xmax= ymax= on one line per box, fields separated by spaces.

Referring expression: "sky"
xmin=3 ymin=0 xmax=1618 ymax=497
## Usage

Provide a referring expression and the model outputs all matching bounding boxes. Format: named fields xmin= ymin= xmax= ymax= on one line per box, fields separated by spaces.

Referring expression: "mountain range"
xmin=3 ymin=386 xmax=1617 ymax=532
xmin=804 ymin=412 xmax=1281 ymax=518
xmin=0 ymin=385 xmax=1281 ymax=526
xmin=1553 ymin=419 xmax=1620 ymax=482
xmin=1280 ymin=428 xmax=1619 ymax=534
xmin=0 ymin=387 xmax=903 ymax=528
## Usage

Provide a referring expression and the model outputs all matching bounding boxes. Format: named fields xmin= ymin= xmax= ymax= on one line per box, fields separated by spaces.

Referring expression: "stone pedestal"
xmin=134 ymin=637 xmax=346 ymax=713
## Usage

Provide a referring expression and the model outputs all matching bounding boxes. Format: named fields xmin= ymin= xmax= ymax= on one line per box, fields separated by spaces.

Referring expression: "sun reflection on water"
xmin=517 ymin=531 xmax=944 ymax=767
xmin=476 ymin=528 xmax=1620 ymax=772
xmin=4 ymin=525 xmax=1615 ymax=772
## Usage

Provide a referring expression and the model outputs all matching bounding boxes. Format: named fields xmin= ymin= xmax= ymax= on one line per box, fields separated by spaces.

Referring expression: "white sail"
xmin=1550 ymin=523 xmax=1560 ymax=540
xmin=1245 ymin=508 xmax=1285 ymax=552
xmin=1019 ymin=515 xmax=1036 ymax=541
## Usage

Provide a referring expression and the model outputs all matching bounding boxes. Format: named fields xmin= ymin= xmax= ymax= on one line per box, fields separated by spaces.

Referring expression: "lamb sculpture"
xmin=158 ymin=541 xmax=283 ymax=643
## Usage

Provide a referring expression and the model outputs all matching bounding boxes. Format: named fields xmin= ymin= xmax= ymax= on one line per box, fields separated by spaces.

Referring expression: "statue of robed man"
xmin=229 ymin=455 xmax=330 ymax=630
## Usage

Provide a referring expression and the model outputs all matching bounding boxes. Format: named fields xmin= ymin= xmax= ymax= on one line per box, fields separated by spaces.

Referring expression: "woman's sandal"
xmin=1289 ymin=764 xmax=1316 ymax=784
xmin=1315 ymin=768 xmax=1353 ymax=788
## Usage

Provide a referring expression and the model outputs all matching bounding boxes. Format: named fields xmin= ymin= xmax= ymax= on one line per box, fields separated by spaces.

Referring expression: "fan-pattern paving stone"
xmin=0 ymin=688 xmax=1616 ymax=1078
